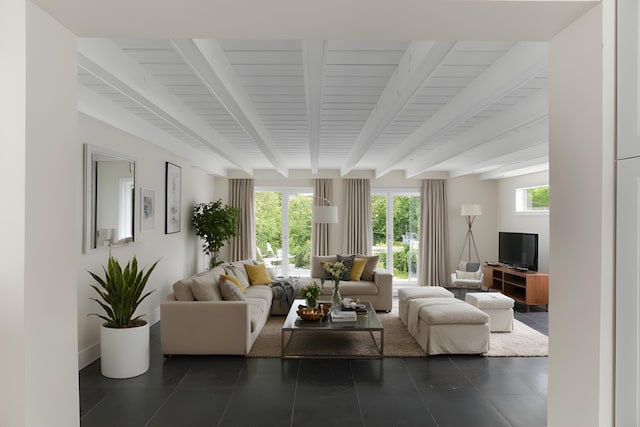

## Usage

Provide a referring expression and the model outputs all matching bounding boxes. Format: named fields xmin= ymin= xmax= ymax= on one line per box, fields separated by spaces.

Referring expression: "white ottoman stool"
xmin=465 ymin=292 xmax=514 ymax=332
xmin=406 ymin=298 xmax=490 ymax=355
xmin=398 ymin=287 xmax=454 ymax=326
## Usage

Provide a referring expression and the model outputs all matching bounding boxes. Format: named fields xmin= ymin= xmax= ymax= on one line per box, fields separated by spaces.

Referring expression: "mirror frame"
xmin=83 ymin=144 xmax=136 ymax=253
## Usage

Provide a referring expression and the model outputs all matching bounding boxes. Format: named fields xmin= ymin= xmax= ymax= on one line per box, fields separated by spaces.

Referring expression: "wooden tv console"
xmin=483 ymin=265 xmax=549 ymax=312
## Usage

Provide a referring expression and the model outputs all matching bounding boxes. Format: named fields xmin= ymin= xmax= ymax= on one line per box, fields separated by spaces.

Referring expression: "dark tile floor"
xmin=80 ymin=292 xmax=548 ymax=427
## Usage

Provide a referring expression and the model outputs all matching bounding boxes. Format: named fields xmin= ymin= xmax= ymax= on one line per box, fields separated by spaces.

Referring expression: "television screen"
xmin=498 ymin=232 xmax=539 ymax=271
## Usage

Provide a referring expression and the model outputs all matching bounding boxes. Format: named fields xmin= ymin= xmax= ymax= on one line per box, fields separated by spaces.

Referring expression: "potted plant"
xmin=192 ymin=200 xmax=240 ymax=268
xmin=301 ymin=281 xmax=322 ymax=308
xmin=89 ymin=255 xmax=158 ymax=378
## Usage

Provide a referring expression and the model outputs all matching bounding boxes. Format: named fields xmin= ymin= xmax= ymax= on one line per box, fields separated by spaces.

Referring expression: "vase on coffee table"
xmin=331 ymin=279 xmax=342 ymax=309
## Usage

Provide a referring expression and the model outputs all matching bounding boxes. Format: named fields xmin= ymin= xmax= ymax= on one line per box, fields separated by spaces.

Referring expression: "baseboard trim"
xmin=77 ymin=307 xmax=161 ymax=370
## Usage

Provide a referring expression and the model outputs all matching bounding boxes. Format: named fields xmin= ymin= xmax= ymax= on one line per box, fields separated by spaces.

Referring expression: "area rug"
xmin=248 ymin=311 xmax=548 ymax=358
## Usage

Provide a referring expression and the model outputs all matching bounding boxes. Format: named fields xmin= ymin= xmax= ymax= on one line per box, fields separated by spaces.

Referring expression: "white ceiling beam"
xmin=376 ymin=41 xmax=547 ymax=178
xmin=479 ymin=156 xmax=549 ymax=180
xmin=78 ymin=85 xmax=228 ymax=176
xmin=448 ymin=135 xmax=548 ymax=178
xmin=302 ymin=40 xmax=326 ymax=174
xmin=340 ymin=41 xmax=456 ymax=176
xmin=175 ymin=38 xmax=288 ymax=177
xmin=77 ymin=38 xmax=253 ymax=175
xmin=405 ymin=88 xmax=548 ymax=177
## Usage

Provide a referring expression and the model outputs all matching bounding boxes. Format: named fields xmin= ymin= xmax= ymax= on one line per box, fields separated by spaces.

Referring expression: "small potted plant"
xmin=301 ymin=281 xmax=322 ymax=308
xmin=89 ymin=255 xmax=158 ymax=378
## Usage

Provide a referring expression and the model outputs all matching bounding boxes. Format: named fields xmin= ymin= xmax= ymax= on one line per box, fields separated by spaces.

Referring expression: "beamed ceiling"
xmin=78 ymin=38 xmax=549 ymax=179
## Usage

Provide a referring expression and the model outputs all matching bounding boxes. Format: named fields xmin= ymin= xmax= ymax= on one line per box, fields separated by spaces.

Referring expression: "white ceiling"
xmin=34 ymin=0 xmax=595 ymax=179
xmin=78 ymin=38 xmax=549 ymax=179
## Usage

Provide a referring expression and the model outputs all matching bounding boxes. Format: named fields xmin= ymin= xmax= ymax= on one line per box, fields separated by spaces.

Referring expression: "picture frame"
xmin=165 ymin=162 xmax=181 ymax=234
xmin=140 ymin=188 xmax=155 ymax=232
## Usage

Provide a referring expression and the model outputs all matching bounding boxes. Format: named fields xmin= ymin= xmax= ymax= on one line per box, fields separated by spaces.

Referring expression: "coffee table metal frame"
xmin=281 ymin=299 xmax=384 ymax=359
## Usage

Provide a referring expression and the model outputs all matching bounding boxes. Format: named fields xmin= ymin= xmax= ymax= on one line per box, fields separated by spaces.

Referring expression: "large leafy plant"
xmin=89 ymin=256 xmax=159 ymax=328
xmin=192 ymin=200 xmax=240 ymax=268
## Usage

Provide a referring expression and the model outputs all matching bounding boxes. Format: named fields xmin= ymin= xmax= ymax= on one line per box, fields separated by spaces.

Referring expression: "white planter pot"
xmin=100 ymin=321 xmax=150 ymax=378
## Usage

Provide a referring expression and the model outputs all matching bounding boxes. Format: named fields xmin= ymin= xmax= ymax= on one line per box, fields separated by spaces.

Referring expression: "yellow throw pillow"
xmin=245 ymin=263 xmax=272 ymax=286
xmin=221 ymin=274 xmax=246 ymax=293
xmin=350 ymin=258 xmax=367 ymax=281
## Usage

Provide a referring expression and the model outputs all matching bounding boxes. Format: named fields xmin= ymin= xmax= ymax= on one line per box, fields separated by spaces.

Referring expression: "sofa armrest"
xmin=373 ymin=268 xmax=393 ymax=311
xmin=160 ymin=301 xmax=251 ymax=355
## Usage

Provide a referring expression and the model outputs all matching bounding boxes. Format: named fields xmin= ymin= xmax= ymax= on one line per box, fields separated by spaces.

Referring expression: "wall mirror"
xmin=84 ymin=144 xmax=136 ymax=253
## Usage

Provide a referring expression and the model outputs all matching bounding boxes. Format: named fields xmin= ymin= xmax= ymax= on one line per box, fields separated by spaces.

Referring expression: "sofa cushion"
xmin=191 ymin=275 xmax=223 ymax=301
xmin=221 ymin=274 xmax=246 ymax=293
xmin=350 ymin=258 xmax=366 ymax=281
xmin=356 ymin=254 xmax=379 ymax=281
xmin=244 ymin=284 xmax=273 ymax=304
xmin=219 ymin=279 xmax=246 ymax=301
xmin=245 ymin=263 xmax=272 ymax=286
xmin=336 ymin=254 xmax=356 ymax=280
xmin=331 ymin=281 xmax=378 ymax=296
xmin=172 ymin=279 xmax=196 ymax=301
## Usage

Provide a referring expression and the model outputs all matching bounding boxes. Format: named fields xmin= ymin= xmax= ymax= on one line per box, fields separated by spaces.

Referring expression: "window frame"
xmin=515 ymin=185 xmax=550 ymax=214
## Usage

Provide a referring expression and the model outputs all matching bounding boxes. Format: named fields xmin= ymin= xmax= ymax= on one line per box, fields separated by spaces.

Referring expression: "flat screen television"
xmin=498 ymin=232 xmax=539 ymax=271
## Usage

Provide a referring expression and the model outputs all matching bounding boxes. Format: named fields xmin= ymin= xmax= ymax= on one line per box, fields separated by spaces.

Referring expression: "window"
xmin=255 ymin=188 xmax=312 ymax=276
xmin=371 ymin=191 xmax=420 ymax=281
xmin=516 ymin=185 xmax=549 ymax=213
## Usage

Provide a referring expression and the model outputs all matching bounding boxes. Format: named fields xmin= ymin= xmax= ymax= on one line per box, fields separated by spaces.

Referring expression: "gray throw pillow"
xmin=466 ymin=262 xmax=481 ymax=272
xmin=356 ymin=254 xmax=379 ymax=281
xmin=336 ymin=254 xmax=356 ymax=281
xmin=219 ymin=279 xmax=246 ymax=301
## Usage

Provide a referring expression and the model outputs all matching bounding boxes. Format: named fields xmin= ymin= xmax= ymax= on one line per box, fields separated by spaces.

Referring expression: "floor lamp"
xmin=457 ymin=204 xmax=482 ymax=265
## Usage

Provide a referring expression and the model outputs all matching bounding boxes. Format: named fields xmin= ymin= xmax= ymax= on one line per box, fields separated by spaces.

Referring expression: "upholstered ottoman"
xmin=398 ymin=287 xmax=455 ymax=326
xmin=465 ymin=292 xmax=514 ymax=332
xmin=406 ymin=298 xmax=490 ymax=355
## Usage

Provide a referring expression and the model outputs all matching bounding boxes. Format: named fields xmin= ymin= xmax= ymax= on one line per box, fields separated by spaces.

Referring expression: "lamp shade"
xmin=461 ymin=204 xmax=482 ymax=216
xmin=312 ymin=205 xmax=338 ymax=224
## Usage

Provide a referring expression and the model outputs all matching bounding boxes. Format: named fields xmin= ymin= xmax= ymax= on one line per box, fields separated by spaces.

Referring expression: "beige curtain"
xmin=312 ymin=179 xmax=332 ymax=256
xmin=229 ymin=179 xmax=255 ymax=261
xmin=342 ymin=179 xmax=372 ymax=255
xmin=418 ymin=179 xmax=450 ymax=286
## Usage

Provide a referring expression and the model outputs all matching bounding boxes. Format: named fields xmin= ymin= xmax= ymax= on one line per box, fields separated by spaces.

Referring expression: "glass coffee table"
xmin=281 ymin=299 xmax=384 ymax=359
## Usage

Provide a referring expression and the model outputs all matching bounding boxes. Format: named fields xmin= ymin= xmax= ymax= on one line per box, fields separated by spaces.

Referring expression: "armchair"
xmin=451 ymin=261 xmax=485 ymax=289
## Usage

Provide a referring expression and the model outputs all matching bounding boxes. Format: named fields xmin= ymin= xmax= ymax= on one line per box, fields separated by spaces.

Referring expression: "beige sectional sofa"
xmin=160 ymin=255 xmax=393 ymax=356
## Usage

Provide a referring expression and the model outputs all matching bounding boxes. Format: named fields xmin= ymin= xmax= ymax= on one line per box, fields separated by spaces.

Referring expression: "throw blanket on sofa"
xmin=271 ymin=276 xmax=300 ymax=315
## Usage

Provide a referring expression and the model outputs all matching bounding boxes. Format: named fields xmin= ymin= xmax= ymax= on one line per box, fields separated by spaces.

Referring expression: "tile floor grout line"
xmin=217 ymin=358 xmax=248 ymax=427
xmin=403 ymin=358 xmax=441 ymax=427
xmin=143 ymin=366 xmax=189 ymax=427
xmin=289 ymin=360 xmax=300 ymax=427
xmin=349 ymin=360 xmax=367 ymax=427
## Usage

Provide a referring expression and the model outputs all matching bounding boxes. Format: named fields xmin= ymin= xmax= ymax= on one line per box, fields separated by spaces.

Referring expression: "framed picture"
xmin=140 ymin=188 xmax=155 ymax=231
xmin=165 ymin=162 xmax=181 ymax=234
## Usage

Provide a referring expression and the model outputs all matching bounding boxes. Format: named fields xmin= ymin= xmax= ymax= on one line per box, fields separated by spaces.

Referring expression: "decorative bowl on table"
xmin=297 ymin=307 xmax=325 ymax=321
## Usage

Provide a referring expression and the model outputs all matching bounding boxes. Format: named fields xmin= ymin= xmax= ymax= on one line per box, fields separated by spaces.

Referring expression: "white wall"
xmin=548 ymin=2 xmax=615 ymax=425
xmin=76 ymin=114 xmax=216 ymax=368
xmin=496 ymin=171 xmax=550 ymax=273
xmin=447 ymin=175 xmax=498 ymax=272
xmin=0 ymin=3 xmax=80 ymax=426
